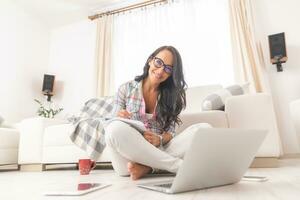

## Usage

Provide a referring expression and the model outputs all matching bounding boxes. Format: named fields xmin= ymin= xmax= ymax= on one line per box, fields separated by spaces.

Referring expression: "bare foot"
xmin=127 ymin=162 xmax=151 ymax=180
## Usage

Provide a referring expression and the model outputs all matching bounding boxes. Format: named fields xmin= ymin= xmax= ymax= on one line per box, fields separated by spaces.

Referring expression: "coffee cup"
xmin=78 ymin=159 xmax=96 ymax=175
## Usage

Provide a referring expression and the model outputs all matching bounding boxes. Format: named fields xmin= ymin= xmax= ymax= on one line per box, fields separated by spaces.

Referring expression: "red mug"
xmin=78 ymin=159 xmax=96 ymax=175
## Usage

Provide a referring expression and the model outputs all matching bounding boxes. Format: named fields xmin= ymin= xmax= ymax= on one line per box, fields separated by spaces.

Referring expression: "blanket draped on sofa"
xmin=69 ymin=97 xmax=114 ymax=160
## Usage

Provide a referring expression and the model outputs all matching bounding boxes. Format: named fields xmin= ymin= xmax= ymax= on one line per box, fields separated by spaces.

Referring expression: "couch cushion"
xmin=43 ymin=124 xmax=111 ymax=163
xmin=176 ymin=111 xmax=228 ymax=133
xmin=44 ymin=124 xmax=75 ymax=146
xmin=202 ymin=83 xmax=249 ymax=111
xmin=183 ymin=85 xmax=223 ymax=114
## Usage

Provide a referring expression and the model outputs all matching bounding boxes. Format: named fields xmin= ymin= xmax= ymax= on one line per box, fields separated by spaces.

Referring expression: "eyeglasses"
xmin=152 ymin=57 xmax=173 ymax=74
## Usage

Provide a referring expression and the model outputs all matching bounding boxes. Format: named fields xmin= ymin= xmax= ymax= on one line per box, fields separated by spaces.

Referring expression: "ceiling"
xmin=13 ymin=0 xmax=146 ymax=28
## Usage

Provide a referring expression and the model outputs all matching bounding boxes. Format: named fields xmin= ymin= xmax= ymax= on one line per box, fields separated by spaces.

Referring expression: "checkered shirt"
xmin=112 ymin=80 xmax=176 ymax=137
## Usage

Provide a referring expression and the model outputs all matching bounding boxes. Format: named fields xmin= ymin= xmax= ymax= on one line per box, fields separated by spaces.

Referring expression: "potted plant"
xmin=34 ymin=99 xmax=63 ymax=118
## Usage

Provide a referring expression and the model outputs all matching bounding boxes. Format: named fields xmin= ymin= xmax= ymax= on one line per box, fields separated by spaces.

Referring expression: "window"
xmin=112 ymin=0 xmax=233 ymax=90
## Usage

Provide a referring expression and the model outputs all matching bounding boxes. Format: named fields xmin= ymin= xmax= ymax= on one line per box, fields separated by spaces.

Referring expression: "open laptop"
xmin=137 ymin=128 xmax=267 ymax=194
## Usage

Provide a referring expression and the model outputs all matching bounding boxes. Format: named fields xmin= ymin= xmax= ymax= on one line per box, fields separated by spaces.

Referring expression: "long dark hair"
xmin=135 ymin=46 xmax=187 ymax=131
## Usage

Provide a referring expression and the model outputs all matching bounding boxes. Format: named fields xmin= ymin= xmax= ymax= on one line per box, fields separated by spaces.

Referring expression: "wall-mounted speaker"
xmin=268 ymin=32 xmax=287 ymax=72
xmin=42 ymin=74 xmax=55 ymax=94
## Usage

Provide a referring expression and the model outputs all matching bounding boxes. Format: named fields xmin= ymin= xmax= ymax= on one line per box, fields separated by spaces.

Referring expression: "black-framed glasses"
xmin=153 ymin=57 xmax=173 ymax=74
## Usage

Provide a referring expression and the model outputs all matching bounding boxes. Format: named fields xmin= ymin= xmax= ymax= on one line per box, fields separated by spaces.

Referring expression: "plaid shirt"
xmin=112 ymin=80 xmax=176 ymax=137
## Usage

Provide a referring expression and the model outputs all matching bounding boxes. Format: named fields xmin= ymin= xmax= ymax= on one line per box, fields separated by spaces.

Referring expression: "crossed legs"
xmin=105 ymin=121 xmax=211 ymax=179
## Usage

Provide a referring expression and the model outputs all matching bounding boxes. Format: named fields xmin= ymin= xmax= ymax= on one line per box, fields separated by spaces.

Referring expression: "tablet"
xmin=43 ymin=183 xmax=111 ymax=196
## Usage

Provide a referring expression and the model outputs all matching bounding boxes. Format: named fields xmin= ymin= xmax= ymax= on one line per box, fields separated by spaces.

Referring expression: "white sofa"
xmin=0 ymin=124 xmax=20 ymax=166
xmin=17 ymin=85 xmax=282 ymax=169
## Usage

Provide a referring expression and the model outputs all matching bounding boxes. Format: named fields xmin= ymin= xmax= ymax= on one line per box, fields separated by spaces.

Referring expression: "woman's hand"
xmin=117 ymin=109 xmax=132 ymax=119
xmin=143 ymin=131 xmax=161 ymax=147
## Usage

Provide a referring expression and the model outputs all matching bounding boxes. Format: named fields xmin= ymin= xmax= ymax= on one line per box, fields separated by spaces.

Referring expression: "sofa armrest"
xmin=225 ymin=94 xmax=282 ymax=157
xmin=18 ymin=117 xmax=68 ymax=164
xmin=176 ymin=111 xmax=228 ymax=133
xmin=0 ymin=127 xmax=19 ymax=165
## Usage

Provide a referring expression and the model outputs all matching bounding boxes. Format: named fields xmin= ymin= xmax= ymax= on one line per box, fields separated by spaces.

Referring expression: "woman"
xmin=105 ymin=46 xmax=210 ymax=180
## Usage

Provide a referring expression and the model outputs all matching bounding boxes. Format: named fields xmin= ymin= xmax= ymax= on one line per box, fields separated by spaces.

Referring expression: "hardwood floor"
xmin=1 ymin=158 xmax=300 ymax=200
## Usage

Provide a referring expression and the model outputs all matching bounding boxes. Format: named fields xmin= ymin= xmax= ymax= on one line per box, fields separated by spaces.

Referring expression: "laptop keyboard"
xmin=155 ymin=183 xmax=172 ymax=188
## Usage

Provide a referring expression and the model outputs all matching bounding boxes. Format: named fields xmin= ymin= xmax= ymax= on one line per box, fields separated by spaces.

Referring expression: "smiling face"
xmin=148 ymin=49 xmax=174 ymax=85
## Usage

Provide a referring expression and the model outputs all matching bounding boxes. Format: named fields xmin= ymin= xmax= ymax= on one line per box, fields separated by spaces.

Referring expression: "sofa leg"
xmin=20 ymin=164 xmax=46 ymax=171
xmin=0 ymin=164 xmax=19 ymax=171
xmin=250 ymin=157 xmax=279 ymax=168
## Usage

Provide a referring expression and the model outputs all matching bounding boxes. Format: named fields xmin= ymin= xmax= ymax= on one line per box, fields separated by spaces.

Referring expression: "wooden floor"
xmin=1 ymin=158 xmax=300 ymax=200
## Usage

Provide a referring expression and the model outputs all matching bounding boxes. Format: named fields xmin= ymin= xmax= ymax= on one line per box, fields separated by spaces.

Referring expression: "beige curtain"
xmin=229 ymin=0 xmax=269 ymax=93
xmin=95 ymin=15 xmax=114 ymax=97
xmin=229 ymin=0 xmax=284 ymax=155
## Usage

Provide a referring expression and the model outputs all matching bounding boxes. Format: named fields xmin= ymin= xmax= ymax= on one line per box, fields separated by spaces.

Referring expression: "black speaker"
xmin=268 ymin=32 xmax=287 ymax=72
xmin=42 ymin=74 xmax=55 ymax=94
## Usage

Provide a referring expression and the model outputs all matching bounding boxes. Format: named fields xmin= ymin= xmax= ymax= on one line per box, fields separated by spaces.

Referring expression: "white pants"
xmin=105 ymin=121 xmax=211 ymax=176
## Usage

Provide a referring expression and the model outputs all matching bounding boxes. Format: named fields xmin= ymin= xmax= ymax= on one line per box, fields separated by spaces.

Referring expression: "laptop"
xmin=137 ymin=128 xmax=267 ymax=194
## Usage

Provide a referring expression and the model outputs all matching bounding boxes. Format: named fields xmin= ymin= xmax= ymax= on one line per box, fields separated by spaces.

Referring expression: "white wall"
xmin=0 ymin=1 xmax=96 ymax=123
xmin=47 ymin=20 xmax=97 ymax=116
xmin=0 ymin=0 xmax=97 ymax=123
xmin=253 ymin=0 xmax=300 ymax=153
xmin=0 ymin=0 xmax=50 ymax=123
